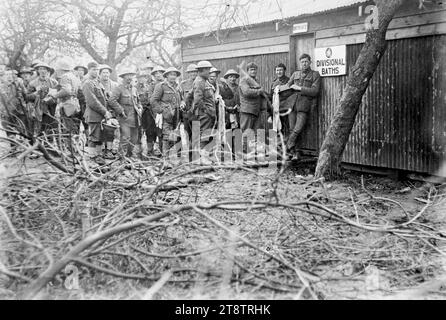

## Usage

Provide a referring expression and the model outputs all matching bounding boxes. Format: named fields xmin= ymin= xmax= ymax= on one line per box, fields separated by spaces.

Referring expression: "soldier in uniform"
xmin=26 ymin=62 xmax=58 ymax=137
xmin=82 ymin=62 xmax=114 ymax=165
xmin=270 ymin=63 xmax=291 ymax=137
xmin=108 ymin=68 xmax=142 ymax=158
xmin=49 ymin=59 xmax=83 ymax=154
xmin=0 ymin=69 xmax=28 ymax=143
xmin=286 ymin=53 xmax=321 ymax=158
xmin=239 ymin=62 xmax=268 ymax=132
xmin=19 ymin=67 xmax=34 ymax=87
xmin=222 ymin=69 xmax=240 ymax=129
xmin=149 ymin=66 xmax=166 ymax=155
xmin=180 ymin=64 xmax=198 ymax=140
xmin=150 ymin=67 xmax=183 ymax=156
xmin=74 ymin=65 xmax=88 ymax=82
xmin=98 ymin=64 xmax=119 ymax=159
xmin=190 ymin=61 xmax=216 ymax=149
xmin=136 ymin=64 xmax=156 ymax=158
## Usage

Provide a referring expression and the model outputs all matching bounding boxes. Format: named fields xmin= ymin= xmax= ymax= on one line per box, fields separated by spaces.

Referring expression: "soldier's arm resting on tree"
xmin=300 ymin=72 xmax=321 ymax=97
xmin=82 ymin=81 xmax=109 ymax=116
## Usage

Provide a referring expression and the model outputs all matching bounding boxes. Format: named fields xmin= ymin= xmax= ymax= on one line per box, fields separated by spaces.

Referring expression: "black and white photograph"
xmin=0 ymin=0 xmax=445 ymax=304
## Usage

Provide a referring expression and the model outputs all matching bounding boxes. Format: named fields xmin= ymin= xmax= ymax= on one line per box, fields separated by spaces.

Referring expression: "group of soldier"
xmin=0 ymin=53 xmax=320 ymax=165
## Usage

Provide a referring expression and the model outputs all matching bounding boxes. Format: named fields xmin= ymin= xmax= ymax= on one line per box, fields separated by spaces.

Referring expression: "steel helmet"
xmin=163 ymin=67 xmax=181 ymax=78
xmin=99 ymin=64 xmax=113 ymax=73
xmin=55 ymin=58 xmax=73 ymax=72
xmin=223 ymin=69 xmax=240 ymax=79
xmin=151 ymin=66 xmax=166 ymax=76
xmin=34 ymin=62 xmax=55 ymax=75
xmin=210 ymin=67 xmax=221 ymax=75
xmin=196 ymin=61 xmax=212 ymax=69
xmin=74 ymin=65 xmax=88 ymax=75
xmin=118 ymin=68 xmax=137 ymax=78
xmin=19 ymin=66 xmax=34 ymax=75
xmin=186 ymin=64 xmax=198 ymax=73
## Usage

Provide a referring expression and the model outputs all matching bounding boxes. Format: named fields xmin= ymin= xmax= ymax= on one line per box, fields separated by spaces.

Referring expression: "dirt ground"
xmin=1 ymin=156 xmax=445 ymax=300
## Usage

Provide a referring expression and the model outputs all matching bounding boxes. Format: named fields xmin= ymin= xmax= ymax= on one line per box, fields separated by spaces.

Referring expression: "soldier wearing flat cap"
xmin=239 ymin=62 xmax=269 ymax=132
xmin=285 ymin=53 xmax=320 ymax=158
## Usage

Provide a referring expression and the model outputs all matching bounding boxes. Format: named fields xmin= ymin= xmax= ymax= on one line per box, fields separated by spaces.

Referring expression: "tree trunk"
xmin=315 ymin=0 xmax=406 ymax=178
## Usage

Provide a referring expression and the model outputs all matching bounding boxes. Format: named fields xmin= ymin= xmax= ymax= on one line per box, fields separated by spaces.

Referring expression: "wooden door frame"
xmin=289 ymin=32 xmax=316 ymax=73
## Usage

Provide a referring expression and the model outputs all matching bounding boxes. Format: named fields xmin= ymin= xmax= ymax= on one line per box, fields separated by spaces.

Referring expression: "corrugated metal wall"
xmin=187 ymin=35 xmax=445 ymax=175
xmin=207 ymin=53 xmax=290 ymax=93
xmin=319 ymin=35 xmax=446 ymax=174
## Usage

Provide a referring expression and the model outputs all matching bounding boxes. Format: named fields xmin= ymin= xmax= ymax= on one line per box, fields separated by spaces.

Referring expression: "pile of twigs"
xmin=1 ymin=131 xmax=446 ymax=300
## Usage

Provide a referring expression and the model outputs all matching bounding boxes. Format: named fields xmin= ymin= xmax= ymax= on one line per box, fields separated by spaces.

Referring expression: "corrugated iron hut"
xmin=177 ymin=0 xmax=446 ymax=176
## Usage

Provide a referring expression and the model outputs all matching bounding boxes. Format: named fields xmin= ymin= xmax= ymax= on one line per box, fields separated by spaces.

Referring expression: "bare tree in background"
xmin=43 ymin=0 xmax=184 ymax=76
xmin=0 ymin=0 xmax=58 ymax=69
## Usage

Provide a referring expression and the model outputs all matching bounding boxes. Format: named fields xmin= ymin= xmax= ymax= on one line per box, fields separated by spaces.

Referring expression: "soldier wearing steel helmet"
xmin=82 ymin=61 xmax=116 ymax=165
xmin=180 ymin=63 xmax=198 ymax=140
xmin=136 ymin=65 xmax=155 ymax=157
xmin=27 ymin=62 xmax=58 ymax=136
xmin=150 ymin=67 xmax=184 ymax=156
xmin=47 ymin=58 xmax=83 ymax=153
xmin=190 ymin=60 xmax=217 ymax=149
xmin=74 ymin=64 xmax=88 ymax=82
xmin=0 ymin=69 xmax=29 ymax=143
xmin=98 ymin=64 xmax=119 ymax=159
xmin=108 ymin=67 xmax=142 ymax=158
xmin=146 ymin=65 xmax=166 ymax=156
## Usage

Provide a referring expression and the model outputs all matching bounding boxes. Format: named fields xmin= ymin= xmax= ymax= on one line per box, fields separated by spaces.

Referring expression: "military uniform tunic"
xmin=286 ymin=68 xmax=321 ymax=150
xmin=150 ymin=80 xmax=182 ymax=154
